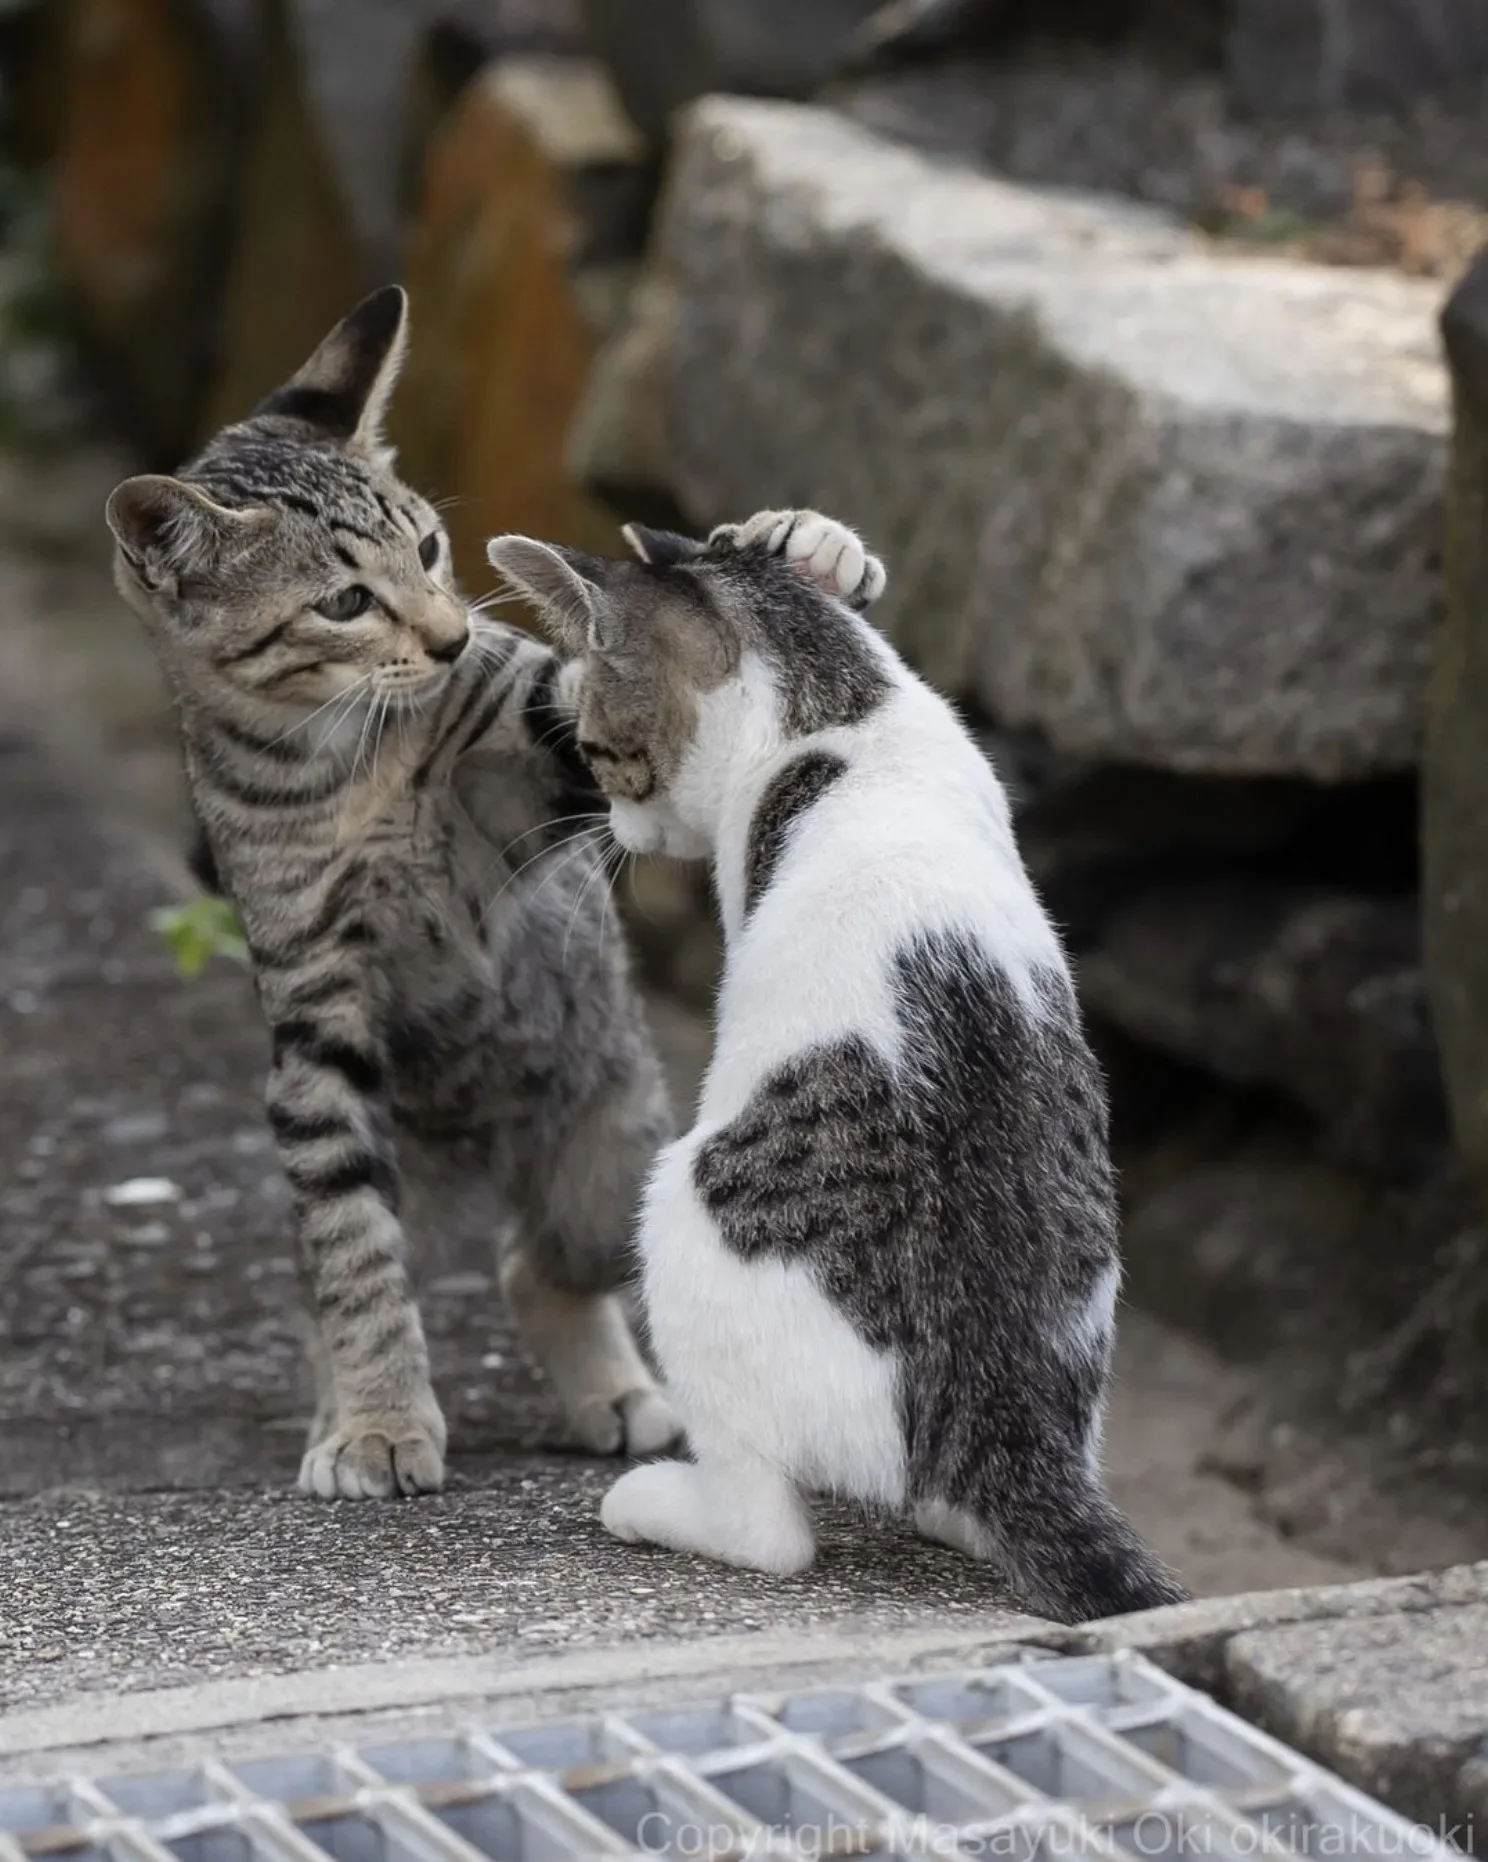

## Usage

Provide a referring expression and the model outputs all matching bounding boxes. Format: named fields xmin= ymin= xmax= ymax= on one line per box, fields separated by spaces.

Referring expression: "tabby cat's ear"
xmin=107 ymin=475 xmax=270 ymax=588
xmin=621 ymin=522 xmax=703 ymax=567
xmin=254 ymin=285 xmax=408 ymax=460
xmin=485 ymin=536 xmax=612 ymax=654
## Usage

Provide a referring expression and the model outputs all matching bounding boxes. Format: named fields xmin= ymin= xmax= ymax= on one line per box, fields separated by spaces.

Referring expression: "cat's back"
xmin=733 ymin=676 xmax=1059 ymax=976
xmin=707 ymin=679 xmax=1067 ymax=1118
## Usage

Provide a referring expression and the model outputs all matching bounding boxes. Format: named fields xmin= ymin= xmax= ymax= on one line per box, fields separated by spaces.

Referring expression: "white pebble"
xmin=104 ymin=1177 xmax=182 ymax=1208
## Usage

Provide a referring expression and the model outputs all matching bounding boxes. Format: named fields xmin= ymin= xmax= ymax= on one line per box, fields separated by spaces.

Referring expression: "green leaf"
xmin=150 ymin=897 xmax=250 ymax=978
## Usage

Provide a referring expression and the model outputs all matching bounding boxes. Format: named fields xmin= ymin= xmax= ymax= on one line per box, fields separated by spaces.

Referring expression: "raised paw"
xmin=713 ymin=508 xmax=886 ymax=610
xmin=298 ymin=1413 xmax=446 ymax=1499
xmin=570 ymin=1384 xmax=683 ymax=1458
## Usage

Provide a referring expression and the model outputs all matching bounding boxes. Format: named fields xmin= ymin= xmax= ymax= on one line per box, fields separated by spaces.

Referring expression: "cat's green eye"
xmin=317 ymin=585 xmax=374 ymax=622
xmin=418 ymin=533 xmax=441 ymax=571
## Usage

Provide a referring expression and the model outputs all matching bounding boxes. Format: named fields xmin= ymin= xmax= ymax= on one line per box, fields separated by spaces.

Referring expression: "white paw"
xmin=716 ymin=508 xmax=886 ymax=608
xmin=600 ymin=1458 xmax=698 ymax=1546
xmin=298 ymin=1412 xmax=447 ymax=1499
xmin=600 ymin=1459 xmax=816 ymax=1573
xmin=570 ymin=1385 xmax=683 ymax=1457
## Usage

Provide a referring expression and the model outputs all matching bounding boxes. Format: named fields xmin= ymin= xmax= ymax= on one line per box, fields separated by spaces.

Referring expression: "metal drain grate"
xmin=0 ymin=1654 xmax=1457 ymax=1861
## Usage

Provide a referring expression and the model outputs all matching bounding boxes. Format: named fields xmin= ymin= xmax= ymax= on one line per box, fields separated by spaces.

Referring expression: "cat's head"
xmin=106 ymin=288 xmax=469 ymax=719
xmin=485 ymin=524 xmax=887 ymax=858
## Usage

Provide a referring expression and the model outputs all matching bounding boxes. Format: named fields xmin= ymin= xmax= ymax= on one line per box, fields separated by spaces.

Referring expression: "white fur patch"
xmin=603 ymin=569 xmax=1092 ymax=1569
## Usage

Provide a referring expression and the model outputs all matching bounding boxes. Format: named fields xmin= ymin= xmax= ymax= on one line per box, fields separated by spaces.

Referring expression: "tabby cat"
xmin=105 ymin=287 xmax=679 ymax=1498
xmin=486 ymin=509 xmax=1187 ymax=1622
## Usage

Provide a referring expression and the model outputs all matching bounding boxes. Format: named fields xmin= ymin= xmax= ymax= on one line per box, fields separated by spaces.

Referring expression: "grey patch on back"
xmin=692 ymin=930 xmax=1186 ymax=1622
xmin=745 ymin=749 xmax=848 ymax=916
xmin=715 ymin=541 xmax=891 ymax=735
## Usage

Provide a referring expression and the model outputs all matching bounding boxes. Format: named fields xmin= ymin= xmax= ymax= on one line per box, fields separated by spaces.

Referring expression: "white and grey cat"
xmin=487 ymin=510 xmax=1187 ymax=1623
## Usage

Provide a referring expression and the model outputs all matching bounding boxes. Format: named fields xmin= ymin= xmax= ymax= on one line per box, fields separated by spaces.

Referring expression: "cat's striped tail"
xmin=988 ymin=1472 xmax=1189 ymax=1625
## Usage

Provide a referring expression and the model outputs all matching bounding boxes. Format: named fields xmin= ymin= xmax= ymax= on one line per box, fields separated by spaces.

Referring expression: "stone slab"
xmin=1224 ymin=1602 xmax=1488 ymax=1840
xmin=656 ymin=97 xmax=1448 ymax=778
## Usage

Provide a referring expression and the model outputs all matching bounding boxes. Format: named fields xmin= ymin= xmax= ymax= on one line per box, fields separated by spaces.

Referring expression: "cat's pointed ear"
xmin=621 ymin=522 xmax=703 ymax=567
xmin=485 ymin=536 xmax=612 ymax=653
xmin=107 ymin=475 xmax=270 ymax=588
xmin=253 ymin=285 xmax=408 ymax=458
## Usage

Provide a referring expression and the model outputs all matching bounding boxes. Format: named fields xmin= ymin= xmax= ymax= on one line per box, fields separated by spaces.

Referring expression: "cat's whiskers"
xmin=270 ymin=674 xmax=372 ymax=755
xmin=516 ymin=826 xmax=610 ymax=928
xmin=562 ymin=829 xmax=620 ymax=972
xmin=478 ymin=820 xmax=608 ymax=925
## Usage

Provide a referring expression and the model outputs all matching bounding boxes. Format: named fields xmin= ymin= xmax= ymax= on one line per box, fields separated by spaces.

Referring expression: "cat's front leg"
xmin=710 ymin=509 xmax=888 ymax=610
xmin=264 ymin=1003 xmax=446 ymax=1498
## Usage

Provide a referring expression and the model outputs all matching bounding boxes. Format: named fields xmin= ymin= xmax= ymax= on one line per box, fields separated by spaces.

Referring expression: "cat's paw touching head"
xmin=711 ymin=508 xmax=886 ymax=611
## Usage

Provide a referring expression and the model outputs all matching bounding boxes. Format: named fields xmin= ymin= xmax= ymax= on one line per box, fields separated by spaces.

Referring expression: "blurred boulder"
xmin=565 ymin=275 xmax=678 ymax=511
xmin=1229 ymin=0 xmax=1488 ymax=116
xmin=392 ymin=58 xmax=644 ymax=591
xmin=656 ymin=97 xmax=1447 ymax=778
xmin=580 ymin=0 xmax=883 ymax=141
xmin=1427 ymin=250 xmax=1488 ymax=1203
xmin=1081 ymin=880 xmax=1447 ymax=1179
xmin=50 ymin=0 xmax=248 ymax=463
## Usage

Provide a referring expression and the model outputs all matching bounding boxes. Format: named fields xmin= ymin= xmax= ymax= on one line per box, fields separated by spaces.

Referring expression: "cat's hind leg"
xmin=602 ymin=1133 xmax=905 ymax=1570
xmin=499 ymin=1248 xmax=678 ymax=1456
xmin=601 ymin=1447 xmax=816 ymax=1575
xmin=500 ymin=1075 xmax=682 ymax=1458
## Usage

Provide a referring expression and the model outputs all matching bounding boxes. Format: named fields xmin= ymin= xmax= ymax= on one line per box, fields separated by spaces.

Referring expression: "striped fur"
xmin=107 ymin=289 xmax=678 ymax=1498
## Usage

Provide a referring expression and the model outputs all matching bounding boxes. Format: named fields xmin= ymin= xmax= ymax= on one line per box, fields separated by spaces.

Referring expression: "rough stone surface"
xmin=1229 ymin=0 xmax=1488 ymax=117
xmin=1427 ymin=252 xmax=1488 ymax=1208
xmin=1120 ymin=1118 xmax=1483 ymax=1367
xmin=656 ymin=97 xmax=1448 ymax=778
xmin=1081 ymin=881 xmax=1447 ymax=1177
xmin=567 ymin=276 xmax=680 ymax=506
xmin=1074 ymin=1560 xmax=1488 ymax=1690
xmin=1225 ymin=1603 xmax=1488 ymax=1839
xmin=0 ymin=1476 xmax=1054 ymax=1715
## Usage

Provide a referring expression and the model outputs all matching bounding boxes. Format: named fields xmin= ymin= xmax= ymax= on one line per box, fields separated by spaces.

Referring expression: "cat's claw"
xmin=298 ymin=1414 xmax=446 ymax=1499
xmin=571 ymin=1385 xmax=683 ymax=1457
xmin=713 ymin=508 xmax=887 ymax=610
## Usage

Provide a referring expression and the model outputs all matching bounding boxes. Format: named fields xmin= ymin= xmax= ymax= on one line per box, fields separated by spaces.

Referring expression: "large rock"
xmin=1081 ymin=880 xmax=1447 ymax=1177
xmin=655 ymin=98 xmax=1448 ymax=779
xmin=1427 ymin=252 xmax=1488 ymax=1205
xmin=1229 ymin=0 xmax=1488 ymax=116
